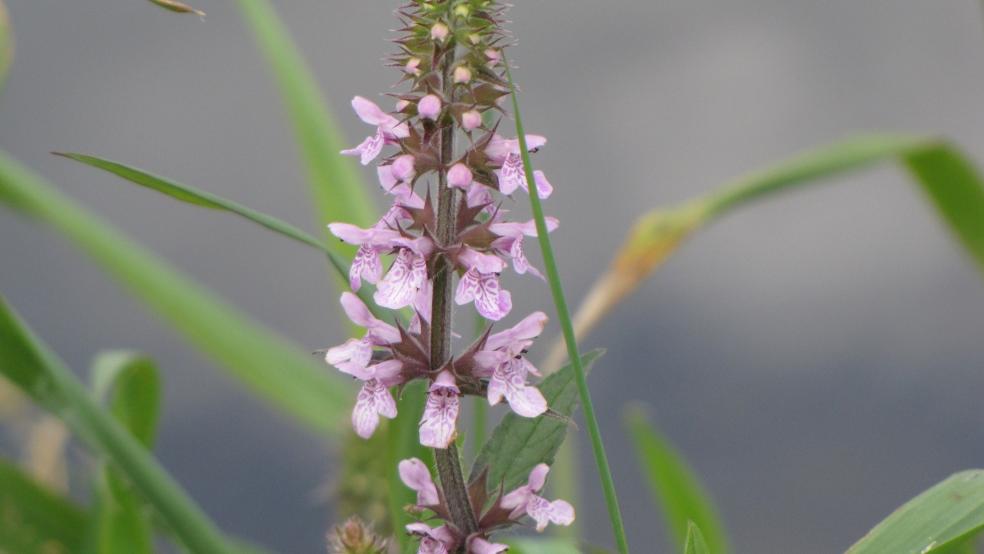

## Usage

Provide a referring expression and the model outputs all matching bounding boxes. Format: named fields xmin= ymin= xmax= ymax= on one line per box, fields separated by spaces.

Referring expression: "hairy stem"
xmin=430 ymin=36 xmax=479 ymax=543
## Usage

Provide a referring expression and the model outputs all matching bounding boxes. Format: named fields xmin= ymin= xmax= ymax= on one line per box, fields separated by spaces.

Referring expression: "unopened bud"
xmin=392 ymin=155 xmax=416 ymax=182
xmin=418 ymin=94 xmax=442 ymax=120
xmin=485 ymin=48 xmax=501 ymax=66
xmin=454 ymin=5 xmax=470 ymax=17
xmin=430 ymin=22 xmax=449 ymax=42
xmin=461 ymin=110 xmax=482 ymax=131
xmin=404 ymin=57 xmax=422 ymax=76
xmin=448 ymin=163 xmax=473 ymax=189
xmin=327 ymin=516 xmax=387 ymax=554
xmin=453 ymin=66 xmax=472 ymax=84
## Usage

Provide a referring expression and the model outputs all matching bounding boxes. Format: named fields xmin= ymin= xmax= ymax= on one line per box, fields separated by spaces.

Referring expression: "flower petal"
xmin=419 ymin=372 xmax=460 ymax=448
xmin=375 ymin=249 xmax=428 ymax=310
xmin=468 ymin=537 xmax=508 ymax=554
xmin=352 ymin=379 xmax=397 ymax=438
xmin=340 ymin=130 xmax=386 ymax=165
xmin=398 ymin=458 xmax=440 ymax=506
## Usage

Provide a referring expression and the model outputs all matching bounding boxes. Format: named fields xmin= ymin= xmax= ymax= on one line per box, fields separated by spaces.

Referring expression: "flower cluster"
xmin=323 ymin=0 xmax=559 ymax=448
xmin=400 ymin=459 xmax=575 ymax=552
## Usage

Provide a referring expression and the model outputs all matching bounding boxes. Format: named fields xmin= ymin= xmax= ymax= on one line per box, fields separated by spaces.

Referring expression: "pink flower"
xmin=501 ymin=464 xmax=575 ymax=532
xmin=485 ymin=135 xmax=553 ymax=198
xmin=484 ymin=48 xmax=501 ymax=66
xmin=350 ymin=359 xmax=403 ymax=439
xmin=430 ymin=22 xmax=449 ymax=42
xmin=375 ymin=248 xmax=429 ymax=310
xmin=455 ymin=267 xmax=512 ymax=321
xmin=404 ymin=57 xmax=422 ymax=76
xmin=473 ymin=312 xmax=549 ymax=417
xmin=419 ymin=371 xmax=460 ymax=448
xmin=399 ymin=458 xmax=439 ymax=506
xmin=418 ymin=94 xmax=442 ymax=120
xmin=323 ymin=293 xmax=400 ymax=367
xmin=406 ymin=523 xmax=456 ymax=554
xmin=447 ymin=163 xmax=473 ymax=189
xmin=461 ymin=110 xmax=482 ymax=131
xmin=468 ymin=537 xmax=508 ymax=554
xmin=341 ymin=96 xmax=411 ymax=165
xmin=453 ymin=66 xmax=472 ymax=84
xmin=489 ymin=217 xmax=559 ymax=279
xmin=328 ymin=224 xmax=427 ymax=291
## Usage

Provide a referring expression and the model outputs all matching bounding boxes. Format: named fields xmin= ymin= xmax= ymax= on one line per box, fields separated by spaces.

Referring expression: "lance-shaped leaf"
xmin=90 ymin=351 xmax=161 ymax=554
xmin=848 ymin=470 xmax=984 ymax=554
xmin=544 ymin=135 xmax=984 ymax=372
xmin=0 ymin=0 xmax=11 ymax=92
xmin=234 ymin=0 xmax=377 ymax=249
xmin=684 ymin=522 xmax=711 ymax=554
xmin=470 ymin=350 xmax=603 ymax=495
xmin=0 ymin=296 xmax=237 ymax=554
xmin=625 ymin=406 xmax=729 ymax=554
xmin=0 ymin=150 xmax=352 ymax=436
xmin=147 ymin=0 xmax=204 ymax=17
xmin=53 ymin=152 xmax=385 ymax=319
xmin=0 ymin=458 xmax=89 ymax=554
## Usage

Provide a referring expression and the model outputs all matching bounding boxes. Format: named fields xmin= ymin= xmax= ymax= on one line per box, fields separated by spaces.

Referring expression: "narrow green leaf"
xmin=52 ymin=153 xmax=386 ymax=319
xmin=624 ymin=406 xmax=729 ymax=554
xmin=0 ymin=150 xmax=352 ymax=436
xmin=91 ymin=351 xmax=161 ymax=448
xmin=505 ymin=537 xmax=583 ymax=554
xmin=848 ymin=470 xmax=984 ymax=554
xmin=684 ymin=522 xmax=710 ymax=554
xmin=0 ymin=458 xmax=88 ymax=554
xmin=470 ymin=350 xmax=603 ymax=494
xmin=0 ymin=0 xmax=11 ymax=92
xmin=234 ymin=0 xmax=377 ymax=245
xmin=90 ymin=351 xmax=162 ymax=554
xmin=505 ymin=59 xmax=630 ymax=554
xmin=0 ymin=296 xmax=236 ymax=553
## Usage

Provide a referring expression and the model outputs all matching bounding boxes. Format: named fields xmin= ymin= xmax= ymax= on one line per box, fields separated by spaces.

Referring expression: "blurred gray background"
xmin=2 ymin=1 xmax=984 ymax=553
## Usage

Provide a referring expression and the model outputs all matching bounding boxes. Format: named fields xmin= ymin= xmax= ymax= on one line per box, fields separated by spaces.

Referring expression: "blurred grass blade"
xmin=51 ymin=152 xmax=387 ymax=316
xmin=470 ymin=350 xmax=603 ymax=495
xmin=0 ymin=0 xmax=11 ymax=92
xmin=0 ymin=150 xmax=352 ymax=436
xmin=505 ymin=537 xmax=585 ymax=554
xmin=90 ymin=351 xmax=161 ymax=554
xmin=684 ymin=522 xmax=710 ymax=554
xmin=147 ymin=0 xmax=204 ymax=17
xmin=546 ymin=135 xmax=984 ymax=371
xmin=235 ymin=0 xmax=376 ymax=243
xmin=848 ymin=470 xmax=984 ymax=553
xmin=624 ymin=406 xmax=729 ymax=554
xmin=0 ymin=458 xmax=89 ymax=554
xmin=0 ymin=296 xmax=236 ymax=553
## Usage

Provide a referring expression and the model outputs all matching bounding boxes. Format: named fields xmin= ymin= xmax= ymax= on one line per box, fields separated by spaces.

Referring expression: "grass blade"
xmin=624 ymin=406 xmax=729 ymax=554
xmin=684 ymin=522 xmax=710 ymax=554
xmin=0 ymin=150 xmax=351 ymax=437
xmin=234 ymin=0 xmax=377 ymax=243
xmin=0 ymin=0 xmax=10 ymax=92
xmin=505 ymin=59 xmax=629 ymax=554
xmin=0 ymin=296 xmax=236 ymax=554
xmin=52 ymin=152 xmax=386 ymax=319
xmin=0 ymin=458 xmax=89 ymax=554
xmin=546 ymin=135 xmax=984 ymax=371
xmin=848 ymin=470 xmax=984 ymax=554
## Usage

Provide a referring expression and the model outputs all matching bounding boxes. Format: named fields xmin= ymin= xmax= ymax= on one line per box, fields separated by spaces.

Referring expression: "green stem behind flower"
xmin=504 ymin=60 xmax=631 ymax=554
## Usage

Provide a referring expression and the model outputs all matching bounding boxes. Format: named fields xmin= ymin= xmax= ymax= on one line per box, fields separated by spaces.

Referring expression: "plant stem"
xmin=430 ymin=34 xmax=479 ymax=544
xmin=504 ymin=60 xmax=631 ymax=554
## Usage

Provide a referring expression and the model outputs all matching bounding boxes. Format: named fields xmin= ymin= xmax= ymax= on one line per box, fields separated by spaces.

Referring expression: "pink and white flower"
xmin=501 ymin=464 xmax=575 ymax=532
xmin=349 ymin=359 xmax=403 ymax=439
xmin=419 ymin=371 xmax=461 ymax=448
xmin=376 ymin=248 xmax=429 ymax=310
xmin=323 ymin=292 xmax=400 ymax=368
xmin=455 ymin=267 xmax=512 ymax=321
xmin=399 ymin=458 xmax=440 ymax=507
xmin=341 ymin=96 xmax=411 ymax=165
xmin=490 ymin=217 xmax=559 ymax=279
xmin=473 ymin=312 xmax=549 ymax=417
xmin=406 ymin=523 xmax=456 ymax=554
xmin=485 ymin=134 xmax=553 ymax=198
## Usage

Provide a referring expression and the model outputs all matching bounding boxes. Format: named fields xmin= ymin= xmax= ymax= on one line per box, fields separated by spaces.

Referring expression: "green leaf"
xmin=52 ymin=152 xmax=386 ymax=319
xmin=684 ymin=522 xmax=710 ymax=554
xmin=0 ymin=458 xmax=89 ymax=554
xmin=0 ymin=296 xmax=236 ymax=553
xmin=0 ymin=0 xmax=11 ymax=92
xmin=90 ymin=351 xmax=162 ymax=554
xmin=91 ymin=351 xmax=161 ymax=448
xmin=848 ymin=470 xmax=984 ymax=554
xmin=470 ymin=350 xmax=603 ymax=494
xmin=505 ymin=537 xmax=584 ymax=554
xmin=554 ymin=135 xmax=984 ymax=372
xmin=624 ymin=407 xmax=729 ymax=554
xmin=0 ymin=150 xmax=352 ymax=436
xmin=234 ymin=0 xmax=377 ymax=246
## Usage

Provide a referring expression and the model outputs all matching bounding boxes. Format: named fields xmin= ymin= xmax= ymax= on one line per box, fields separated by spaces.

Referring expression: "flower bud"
xmin=448 ymin=163 xmax=473 ymax=189
xmin=395 ymin=99 xmax=410 ymax=112
xmin=453 ymin=5 xmax=470 ymax=17
xmin=391 ymin=155 xmax=416 ymax=182
xmin=404 ymin=57 xmax=421 ymax=76
xmin=418 ymin=94 xmax=442 ymax=120
xmin=461 ymin=110 xmax=482 ymax=131
xmin=485 ymin=48 xmax=501 ymax=66
xmin=453 ymin=66 xmax=472 ymax=84
xmin=430 ymin=22 xmax=449 ymax=42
